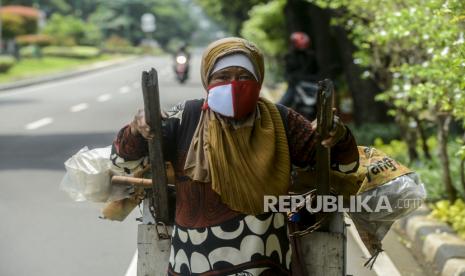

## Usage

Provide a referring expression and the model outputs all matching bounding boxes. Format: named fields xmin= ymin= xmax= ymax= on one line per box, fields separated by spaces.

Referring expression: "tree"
xmin=0 ymin=5 xmax=39 ymax=38
xmin=283 ymin=0 xmax=390 ymax=124
xmin=311 ymin=0 xmax=465 ymax=201
xmin=42 ymin=14 xmax=102 ymax=46
xmin=196 ymin=0 xmax=269 ymax=35
xmin=241 ymin=0 xmax=287 ymax=83
xmin=2 ymin=0 xmax=99 ymax=19
xmin=88 ymin=0 xmax=197 ymax=49
xmin=151 ymin=0 xmax=197 ymax=49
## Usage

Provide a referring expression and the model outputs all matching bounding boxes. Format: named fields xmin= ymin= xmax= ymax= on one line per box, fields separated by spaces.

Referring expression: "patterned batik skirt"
xmin=167 ymin=212 xmax=291 ymax=276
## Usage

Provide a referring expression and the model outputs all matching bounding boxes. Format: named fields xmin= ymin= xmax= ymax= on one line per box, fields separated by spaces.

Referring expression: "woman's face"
xmin=208 ymin=66 xmax=255 ymax=86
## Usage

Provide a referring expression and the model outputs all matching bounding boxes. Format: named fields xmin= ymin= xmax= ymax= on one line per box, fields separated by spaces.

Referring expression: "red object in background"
xmin=290 ymin=32 xmax=311 ymax=50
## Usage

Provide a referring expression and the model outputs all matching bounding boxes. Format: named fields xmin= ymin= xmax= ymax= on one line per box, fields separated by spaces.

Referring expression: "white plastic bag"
xmin=60 ymin=146 xmax=113 ymax=202
xmin=355 ymin=172 xmax=427 ymax=222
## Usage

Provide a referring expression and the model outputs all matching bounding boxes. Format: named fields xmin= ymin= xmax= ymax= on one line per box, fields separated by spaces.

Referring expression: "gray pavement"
xmin=0 ymin=54 xmax=425 ymax=276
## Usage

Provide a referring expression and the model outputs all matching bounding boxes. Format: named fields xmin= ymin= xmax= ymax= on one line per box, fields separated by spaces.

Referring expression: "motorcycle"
xmin=174 ymin=54 xmax=189 ymax=84
xmin=289 ymin=80 xmax=319 ymax=120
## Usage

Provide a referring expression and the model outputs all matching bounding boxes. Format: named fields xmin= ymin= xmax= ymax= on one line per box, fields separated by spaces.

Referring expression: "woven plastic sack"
xmin=348 ymin=147 xmax=426 ymax=263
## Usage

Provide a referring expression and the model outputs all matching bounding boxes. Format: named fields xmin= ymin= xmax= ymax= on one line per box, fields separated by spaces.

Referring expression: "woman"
xmin=112 ymin=37 xmax=359 ymax=275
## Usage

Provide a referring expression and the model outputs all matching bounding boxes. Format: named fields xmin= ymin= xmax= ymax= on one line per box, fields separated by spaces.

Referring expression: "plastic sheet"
xmin=355 ymin=172 xmax=426 ymax=222
xmin=60 ymin=146 xmax=131 ymax=202
xmin=349 ymin=172 xmax=426 ymax=254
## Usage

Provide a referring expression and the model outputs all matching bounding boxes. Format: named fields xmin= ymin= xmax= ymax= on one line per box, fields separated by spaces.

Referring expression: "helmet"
xmin=290 ymin=32 xmax=310 ymax=49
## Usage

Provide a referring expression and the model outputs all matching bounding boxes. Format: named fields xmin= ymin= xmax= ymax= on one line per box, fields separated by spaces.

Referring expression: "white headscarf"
xmin=211 ymin=53 xmax=258 ymax=81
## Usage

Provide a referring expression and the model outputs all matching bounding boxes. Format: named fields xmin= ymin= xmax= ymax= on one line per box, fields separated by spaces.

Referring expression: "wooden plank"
xmin=301 ymin=232 xmax=344 ymax=275
xmin=137 ymin=224 xmax=173 ymax=276
xmin=111 ymin=175 xmax=152 ymax=188
xmin=315 ymin=79 xmax=334 ymax=197
xmin=300 ymin=223 xmax=345 ymax=276
xmin=141 ymin=68 xmax=170 ymax=224
xmin=301 ymin=79 xmax=345 ymax=275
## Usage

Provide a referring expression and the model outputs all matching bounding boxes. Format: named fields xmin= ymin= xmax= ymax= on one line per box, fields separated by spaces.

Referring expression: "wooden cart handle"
xmin=111 ymin=175 xmax=153 ymax=188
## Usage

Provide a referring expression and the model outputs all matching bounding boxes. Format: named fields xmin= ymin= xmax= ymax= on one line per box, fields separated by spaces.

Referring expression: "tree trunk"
xmin=437 ymin=113 xmax=457 ymax=202
xmin=396 ymin=114 xmax=419 ymax=164
xmin=332 ymin=25 xmax=391 ymax=125
xmin=461 ymin=158 xmax=465 ymax=197
xmin=461 ymin=133 xmax=465 ymax=196
xmin=415 ymin=117 xmax=432 ymax=160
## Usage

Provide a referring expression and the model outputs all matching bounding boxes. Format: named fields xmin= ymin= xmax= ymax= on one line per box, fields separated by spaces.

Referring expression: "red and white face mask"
xmin=205 ymin=80 xmax=261 ymax=120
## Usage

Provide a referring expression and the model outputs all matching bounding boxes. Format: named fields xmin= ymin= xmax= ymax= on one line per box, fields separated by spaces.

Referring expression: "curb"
xmin=395 ymin=205 xmax=465 ymax=275
xmin=0 ymin=55 xmax=143 ymax=92
xmin=346 ymin=217 xmax=401 ymax=276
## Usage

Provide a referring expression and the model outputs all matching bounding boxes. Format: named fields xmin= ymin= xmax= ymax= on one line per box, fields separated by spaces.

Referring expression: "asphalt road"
xmin=0 ymin=54 xmax=423 ymax=276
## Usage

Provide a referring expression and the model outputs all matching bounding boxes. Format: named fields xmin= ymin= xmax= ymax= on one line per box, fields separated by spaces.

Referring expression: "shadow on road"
xmin=0 ymin=98 xmax=39 ymax=106
xmin=0 ymin=132 xmax=117 ymax=171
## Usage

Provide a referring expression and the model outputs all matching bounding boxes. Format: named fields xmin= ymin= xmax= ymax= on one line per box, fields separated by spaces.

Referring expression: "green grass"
xmin=0 ymin=54 xmax=123 ymax=83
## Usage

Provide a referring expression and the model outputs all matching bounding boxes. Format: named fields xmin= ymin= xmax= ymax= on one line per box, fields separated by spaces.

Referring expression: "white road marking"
xmin=97 ymin=94 xmax=112 ymax=102
xmin=347 ymin=217 xmax=401 ymax=276
xmin=125 ymin=251 xmax=138 ymax=276
xmin=70 ymin=103 xmax=89 ymax=112
xmin=119 ymin=86 xmax=131 ymax=94
xmin=25 ymin=117 xmax=53 ymax=130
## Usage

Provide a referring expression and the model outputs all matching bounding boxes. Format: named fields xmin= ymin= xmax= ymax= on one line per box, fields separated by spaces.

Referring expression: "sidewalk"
xmin=395 ymin=206 xmax=465 ymax=275
xmin=0 ymin=55 xmax=142 ymax=92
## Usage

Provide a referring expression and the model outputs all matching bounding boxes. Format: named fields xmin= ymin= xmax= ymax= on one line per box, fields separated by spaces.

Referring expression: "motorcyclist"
xmin=279 ymin=32 xmax=319 ymax=116
xmin=176 ymin=43 xmax=191 ymax=60
xmin=173 ymin=43 xmax=191 ymax=81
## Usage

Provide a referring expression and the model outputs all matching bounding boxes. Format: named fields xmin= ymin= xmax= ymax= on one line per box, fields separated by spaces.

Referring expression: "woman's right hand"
xmin=130 ymin=109 xmax=155 ymax=140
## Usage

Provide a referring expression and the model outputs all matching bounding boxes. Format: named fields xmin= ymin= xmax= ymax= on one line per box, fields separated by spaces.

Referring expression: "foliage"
xmin=373 ymin=136 xmax=464 ymax=201
xmin=41 ymin=46 xmax=100 ymax=59
xmin=18 ymin=45 xmax=38 ymax=58
xmin=102 ymin=35 xmax=133 ymax=53
xmin=309 ymin=0 xmax=464 ymax=119
xmin=431 ymin=199 xmax=465 ymax=239
xmin=104 ymin=35 xmax=132 ymax=49
xmin=150 ymin=0 xmax=198 ymax=48
xmin=3 ymin=1 xmax=198 ymax=50
xmin=189 ymin=5 xmax=225 ymax=47
xmin=241 ymin=0 xmax=287 ymax=83
xmin=0 ymin=55 xmax=115 ymax=83
xmin=16 ymin=34 xmax=53 ymax=47
xmin=87 ymin=0 xmax=197 ymax=49
xmin=1 ymin=10 xmax=37 ymax=39
xmin=1 ymin=13 xmax=26 ymax=39
xmin=42 ymin=14 xmax=102 ymax=46
xmin=0 ymin=55 xmax=16 ymax=73
xmin=348 ymin=123 xmax=401 ymax=146
xmin=101 ymin=35 xmax=160 ymax=55
xmin=1 ymin=1 xmax=199 ymax=52
xmin=310 ymin=0 xmax=465 ymax=201
xmin=2 ymin=0 xmax=98 ymax=19
xmin=196 ymin=0 xmax=269 ymax=35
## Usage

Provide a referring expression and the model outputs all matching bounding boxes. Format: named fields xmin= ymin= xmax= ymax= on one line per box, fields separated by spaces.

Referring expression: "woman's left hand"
xmin=311 ymin=114 xmax=347 ymax=148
